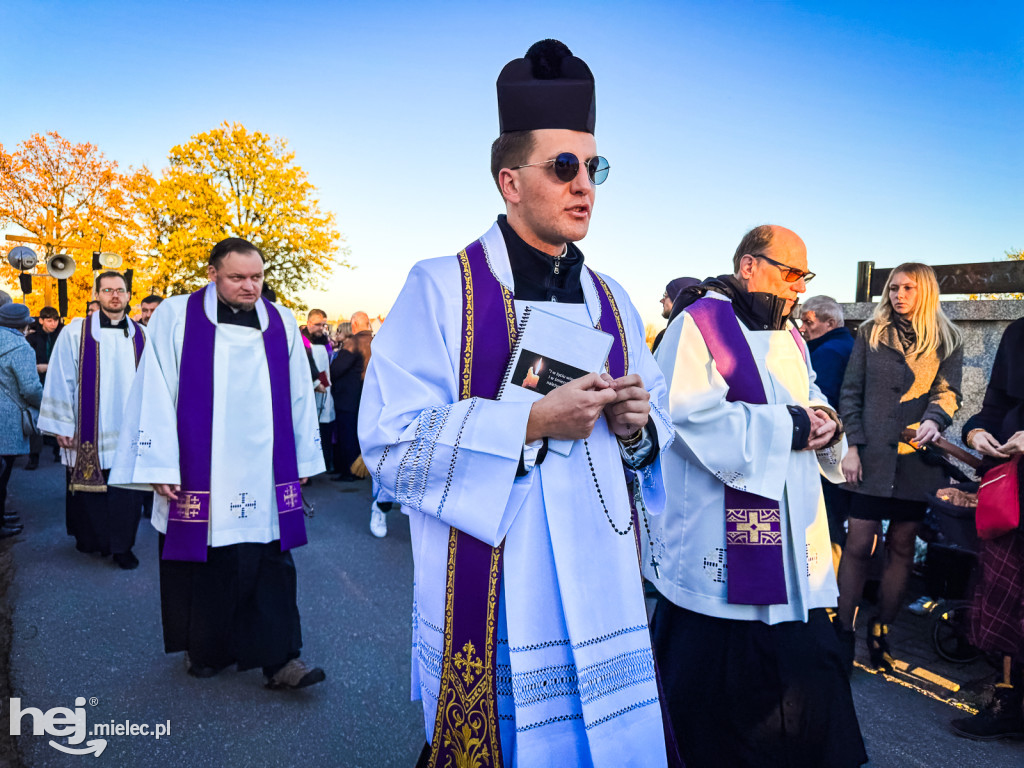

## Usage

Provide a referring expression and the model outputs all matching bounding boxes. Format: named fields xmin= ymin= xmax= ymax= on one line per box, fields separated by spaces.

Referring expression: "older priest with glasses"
xmin=110 ymin=238 xmax=326 ymax=690
xmin=647 ymin=225 xmax=867 ymax=768
xmin=359 ymin=40 xmax=681 ymax=768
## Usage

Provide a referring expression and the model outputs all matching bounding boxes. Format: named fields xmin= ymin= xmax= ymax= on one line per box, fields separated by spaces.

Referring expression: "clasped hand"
xmin=804 ymin=407 xmax=837 ymax=451
xmin=525 ymin=373 xmax=649 ymax=442
xmin=972 ymin=429 xmax=1024 ymax=459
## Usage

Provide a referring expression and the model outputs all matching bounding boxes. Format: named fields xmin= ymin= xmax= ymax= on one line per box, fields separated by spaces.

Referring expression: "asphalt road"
xmin=3 ymin=458 xmax=1023 ymax=767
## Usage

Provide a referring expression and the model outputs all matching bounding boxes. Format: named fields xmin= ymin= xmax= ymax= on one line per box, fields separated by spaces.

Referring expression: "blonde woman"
xmin=836 ymin=263 xmax=963 ymax=671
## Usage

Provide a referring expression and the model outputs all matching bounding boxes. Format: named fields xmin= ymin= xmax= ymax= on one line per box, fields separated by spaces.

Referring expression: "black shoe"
xmin=184 ymin=652 xmax=228 ymax=679
xmin=0 ymin=525 xmax=23 ymax=538
xmin=24 ymin=456 xmax=38 ymax=471
xmin=113 ymin=551 xmax=140 ymax=570
xmin=331 ymin=473 xmax=358 ymax=483
xmin=3 ymin=515 xmax=21 ymax=525
xmin=867 ymin=618 xmax=894 ymax=672
xmin=951 ymin=685 xmax=1024 ymax=740
xmin=835 ymin=623 xmax=856 ymax=676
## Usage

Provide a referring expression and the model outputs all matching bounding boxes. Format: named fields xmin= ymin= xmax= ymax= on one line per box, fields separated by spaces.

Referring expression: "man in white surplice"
xmin=359 ymin=40 xmax=676 ymax=768
xmin=39 ymin=270 xmax=146 ymax=569
xmin=110 ymin=238 xmax=327 ymax=691
xmin=647 ymin=225 xmax=867 ymax=768
xmin=303 ymin=308 xmax=335 ymax=474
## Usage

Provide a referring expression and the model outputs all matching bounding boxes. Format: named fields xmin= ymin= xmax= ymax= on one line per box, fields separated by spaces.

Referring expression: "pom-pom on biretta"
xmin=496 ymin=39 xmax=596 ymax=135
xmin=525 ymin=39 xmax=573 ymax=79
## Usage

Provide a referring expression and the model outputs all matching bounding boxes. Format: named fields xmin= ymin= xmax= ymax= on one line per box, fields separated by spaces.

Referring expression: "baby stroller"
xmin=902 ymin=429 xmax=985 ymax=664
xmin=927 ymin=482 xmax=982 ymax=663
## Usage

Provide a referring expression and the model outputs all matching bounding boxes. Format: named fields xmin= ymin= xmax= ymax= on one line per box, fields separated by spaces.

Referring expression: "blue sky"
xmin=1 ymin=1 xmax=1021 ymax=326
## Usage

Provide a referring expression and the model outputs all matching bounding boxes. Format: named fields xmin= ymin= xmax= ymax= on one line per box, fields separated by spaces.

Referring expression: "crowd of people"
xmin=0 ymin=37 xmax=1022 ymax=766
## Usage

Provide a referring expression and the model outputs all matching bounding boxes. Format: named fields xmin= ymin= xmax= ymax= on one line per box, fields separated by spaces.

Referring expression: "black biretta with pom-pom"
xmin=496 ymin=39 xmax=596 ymax=135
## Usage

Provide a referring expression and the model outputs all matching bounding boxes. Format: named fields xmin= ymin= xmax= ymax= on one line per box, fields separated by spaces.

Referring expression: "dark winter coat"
xmin=839 ymin=319 xmax=962 ymax=500
xmin=806 ymin=326 xmax=855 ymax=409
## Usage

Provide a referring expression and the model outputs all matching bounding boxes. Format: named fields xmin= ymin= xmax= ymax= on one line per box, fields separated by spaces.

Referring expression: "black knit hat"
xmin=497 ymin=40 xmax=596 ymax=134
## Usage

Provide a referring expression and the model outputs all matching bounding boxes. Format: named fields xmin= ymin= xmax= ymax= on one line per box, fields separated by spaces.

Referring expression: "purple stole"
xmin=427 ymin=242 xmax=628 ymax=768
xmin=70 ymin=316 xmax=145 ymax=493
xmin=161 ymin=289 xmax=307 ymax=562
xmin=686 ymin=297 xmax=809 ymax=605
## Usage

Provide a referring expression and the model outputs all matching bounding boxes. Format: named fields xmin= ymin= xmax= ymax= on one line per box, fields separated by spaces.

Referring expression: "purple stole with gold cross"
xmin=427 ymin=240 xmax=629 ymax=768
xmin=161 ymin=288 xmax=307 ymax=562
xmin=70 ymin=316 xmax=145 ymax=493
xmin=686 ymin=296 xmax=803 ymax=605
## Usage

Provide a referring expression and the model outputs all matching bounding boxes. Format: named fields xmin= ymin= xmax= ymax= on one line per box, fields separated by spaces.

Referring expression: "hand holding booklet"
xmin=498 ymin=306 xmax=615 ymax=456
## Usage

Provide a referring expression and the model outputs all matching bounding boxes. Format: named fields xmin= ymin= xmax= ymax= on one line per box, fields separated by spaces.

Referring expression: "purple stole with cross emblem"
xmin=685 ymin=296 xmax=809 ymax=605
xmin=70 ymin=315 xmax=145 ymax=493
xmin=161 ymin=288 xmax=307 ymax=562
xmin=427 ymin=240 xmax=630 ymax=768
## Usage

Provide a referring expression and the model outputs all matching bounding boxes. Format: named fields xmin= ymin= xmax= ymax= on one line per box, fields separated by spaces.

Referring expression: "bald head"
xmin=350 ymin=312 xmax=371 ymax=334
xmin=733 ymin=225 xmax=809 ymax=313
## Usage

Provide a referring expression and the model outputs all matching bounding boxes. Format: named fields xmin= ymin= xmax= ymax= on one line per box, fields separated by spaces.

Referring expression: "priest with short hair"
xmin=39 ymin=271 xmax=146 ymax=569
xmin=359 ymin=40 xmax=679 ymax=768
xmin=111 ymin=238 xmax=326 ymax=690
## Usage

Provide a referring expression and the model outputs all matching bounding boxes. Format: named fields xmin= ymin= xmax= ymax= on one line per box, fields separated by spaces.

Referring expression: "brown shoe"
xmin=265 ymin=659 xmax=326 ymax=690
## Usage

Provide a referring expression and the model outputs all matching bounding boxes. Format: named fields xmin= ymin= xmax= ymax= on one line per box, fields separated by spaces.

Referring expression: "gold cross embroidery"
xmin=178 ymin=494 xmax=203 ymax=519
xmin=736 ymin=516 xmax=770 ymax=543
xmin=283 ymin=485 xmax=300 ymax=509
xmin=452 ymin=641 xmax=484 ymax=686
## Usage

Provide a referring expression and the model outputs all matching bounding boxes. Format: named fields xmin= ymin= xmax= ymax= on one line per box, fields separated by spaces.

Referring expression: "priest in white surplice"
xmin=647 ymin=225 xmax=867 ymax=768
xmin=302 ymin=308 xmax=335 ymax=474
xmin=39 ymin=270 xmax=146 ymax=569
xmin=110 ymin=238 xmax=326 ymax=691
xmin=359 ymin=40 xmax=680 ymax=768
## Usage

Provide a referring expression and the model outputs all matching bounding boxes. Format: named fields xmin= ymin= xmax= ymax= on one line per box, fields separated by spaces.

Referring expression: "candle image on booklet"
xmin=497 ymin=306 xmax=614 ymax=456
xmin=511 ymin=353 xmax=588 ymax=395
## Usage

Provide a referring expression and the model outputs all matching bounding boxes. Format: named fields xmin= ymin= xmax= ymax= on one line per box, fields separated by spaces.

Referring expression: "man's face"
xmin=799 ymin=310 xmax=834 ymax=340
xmin=139 ymin=301 xmax=160 ymax=325
xmin=741 ymin=229 xmax=809 ymax=314
xmin=208 ymin=250 xmax=264 ymax=311
xmin=40 ymin=317 xmax=59 ymax=333
xmin=86 ymin=302 xmax=100 ymax=317
xmin=95 ymin=276 xmax=128 ymax=315
xmin=307 ymin=315 xmax=327 ymax=339
xmin=505 ymin=129 xmax=598 ymax=253
xmin=660 ymin=293 xmax=673 ymax=319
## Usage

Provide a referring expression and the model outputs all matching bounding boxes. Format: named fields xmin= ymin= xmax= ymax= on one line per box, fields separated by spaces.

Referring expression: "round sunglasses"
xmin=511 ymin=152 xmax=610 ymax=185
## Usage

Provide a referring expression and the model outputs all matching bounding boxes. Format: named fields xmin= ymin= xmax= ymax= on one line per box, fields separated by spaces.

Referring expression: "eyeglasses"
xmin=752 ymin=254 xmax=815 ymax=283
xmin=511 ymin=153 xmax=610 ymax=185
xmin=99 ymin=288 xmax=127 ymax=295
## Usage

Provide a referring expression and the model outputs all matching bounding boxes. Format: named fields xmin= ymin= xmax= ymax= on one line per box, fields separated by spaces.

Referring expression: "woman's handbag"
xmin=975 ymin=455 xmax=1021 ymax=540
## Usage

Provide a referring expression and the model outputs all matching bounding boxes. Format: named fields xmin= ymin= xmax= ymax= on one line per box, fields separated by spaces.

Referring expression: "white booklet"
xmin=498 ymin=306 xmax=615 ymax=456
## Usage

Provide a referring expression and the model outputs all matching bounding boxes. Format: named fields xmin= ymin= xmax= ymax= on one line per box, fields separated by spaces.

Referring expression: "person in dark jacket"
xmin=836 ymin=263 xmax=963 ymax=672
xmin=800 ymin=296 xmax=854 ymax=409
xmin=329 ymin=312 xmax=372 ymax=482
xmin=25 ymin=306 xmax=62 ymax=469
xmin=949 ymin=317 xmax=1024 ymax=740
xmin=801 ymin=296 xmax=856 ymax=547
xmin=651 ymin=277 xmax=699 ymax=353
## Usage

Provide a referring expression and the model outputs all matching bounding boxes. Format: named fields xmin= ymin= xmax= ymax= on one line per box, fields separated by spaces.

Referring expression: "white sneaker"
xmin=369 ymin=502 xmax=388 ymax=538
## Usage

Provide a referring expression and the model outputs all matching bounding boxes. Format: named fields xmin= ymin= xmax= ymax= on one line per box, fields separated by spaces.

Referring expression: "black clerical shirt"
xmin=497 ymin=214 xmax=585 ymax=303
xmin=216 ymin=299 xmax=261 ymax=330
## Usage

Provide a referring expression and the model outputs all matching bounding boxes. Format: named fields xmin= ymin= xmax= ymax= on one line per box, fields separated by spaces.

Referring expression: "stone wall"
xmin=840 ymin=299 xmax=1023 ymax=450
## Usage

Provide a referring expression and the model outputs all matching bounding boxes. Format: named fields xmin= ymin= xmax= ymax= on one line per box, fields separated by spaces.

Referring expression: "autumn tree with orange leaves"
xmin=143 ymin=122 xmax=347 ymax=308
xmin=0 ymin=132 xmax=153 ymax=315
